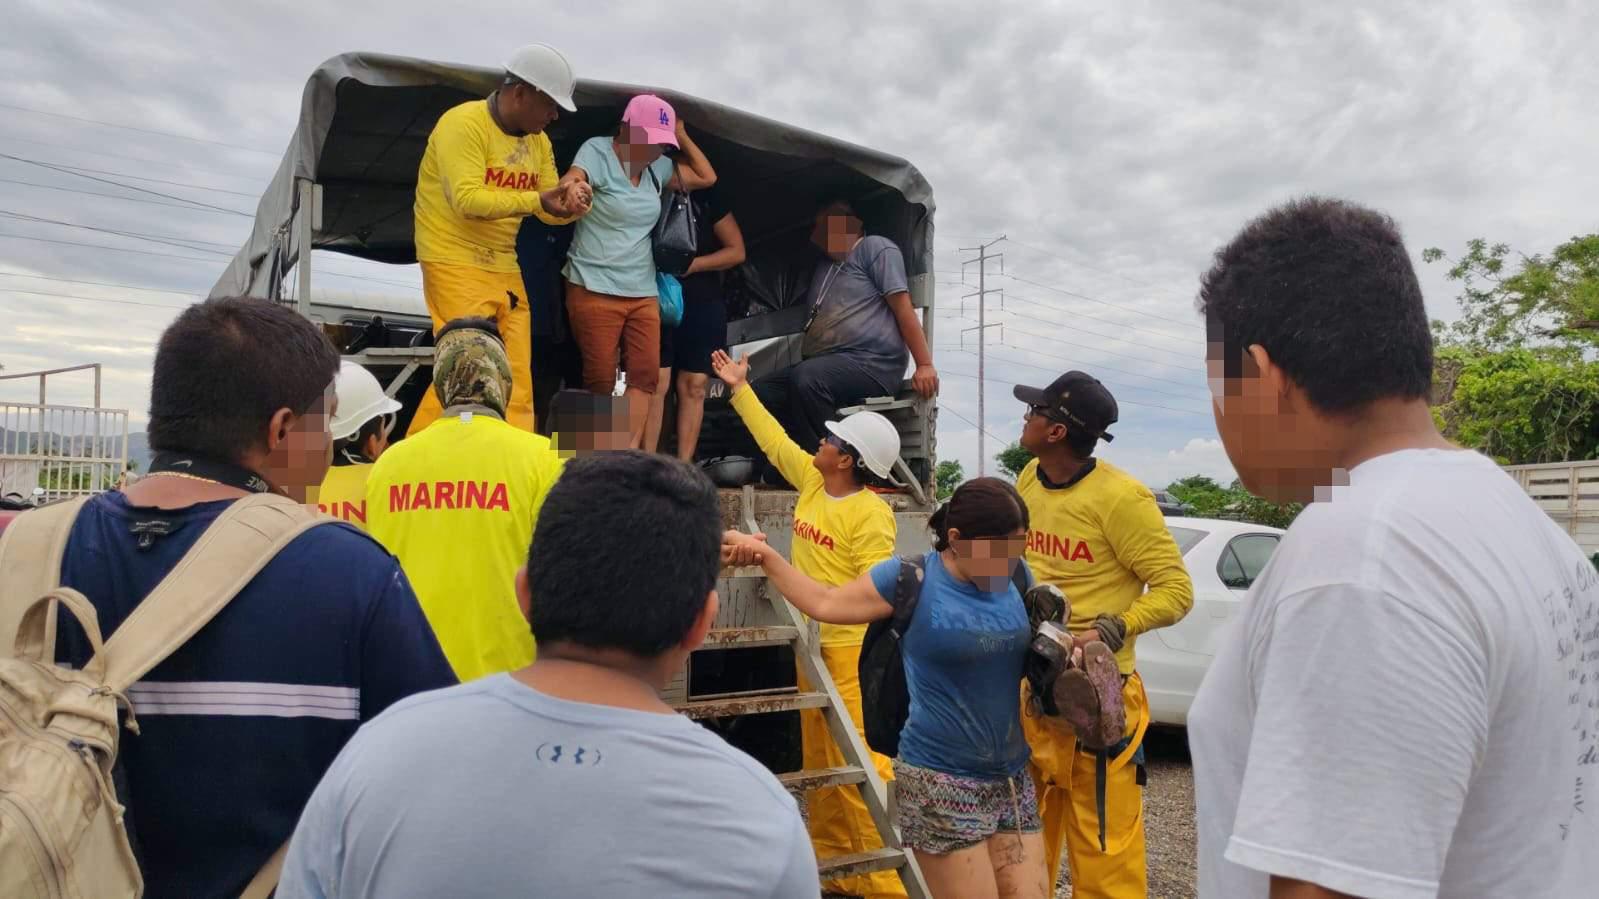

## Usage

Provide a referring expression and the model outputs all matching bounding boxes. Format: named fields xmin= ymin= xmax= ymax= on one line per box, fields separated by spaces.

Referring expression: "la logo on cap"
xmin=658 ymin=109 xmax=670 ymax=126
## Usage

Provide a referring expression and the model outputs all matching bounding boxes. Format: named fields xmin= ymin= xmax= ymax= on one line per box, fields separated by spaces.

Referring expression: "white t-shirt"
xmin=1189 ymin=449 xmax=1599 ymax=899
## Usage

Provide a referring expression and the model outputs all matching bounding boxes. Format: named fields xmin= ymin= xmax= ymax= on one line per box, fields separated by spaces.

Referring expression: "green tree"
xmin=934 ymin=460 xmax=964 ymax=501
xmin=1166 ymin=475 xmax=1233 ymax=518
xmin=1167 ymin=475 xmax=1304 ymax=529
xmin=1431 ymin=345 xmax=1599 ymax=464
xmin=995 ymin=442 xmax=1033 ymax=480
xmin=1423 ymin=235 xmax=1599 ymax=350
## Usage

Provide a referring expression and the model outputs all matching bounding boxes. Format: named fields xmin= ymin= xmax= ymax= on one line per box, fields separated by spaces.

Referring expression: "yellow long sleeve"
xmin=729 ymin=385 xmax=820 ymax=493
xmin=1103 ymin=490 xmax=1194 ymax=637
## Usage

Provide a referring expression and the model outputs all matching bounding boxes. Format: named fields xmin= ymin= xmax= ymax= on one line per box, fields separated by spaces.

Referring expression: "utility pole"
xmin=959 ymin=236 xmax=1005 ymax=476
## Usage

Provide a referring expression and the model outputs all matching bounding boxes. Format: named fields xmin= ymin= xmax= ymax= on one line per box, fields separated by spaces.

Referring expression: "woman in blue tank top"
xmin=724 ymin=478 xmax=1048 ymax=898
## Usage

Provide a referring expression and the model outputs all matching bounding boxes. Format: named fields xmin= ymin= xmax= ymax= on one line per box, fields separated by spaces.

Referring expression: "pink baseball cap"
xmin=621 ymin=94 xmax=679 ymax=148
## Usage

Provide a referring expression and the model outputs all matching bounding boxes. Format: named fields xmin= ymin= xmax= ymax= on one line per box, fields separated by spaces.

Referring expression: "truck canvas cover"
xmin=209 ymin=52 xmax=935 ymax=340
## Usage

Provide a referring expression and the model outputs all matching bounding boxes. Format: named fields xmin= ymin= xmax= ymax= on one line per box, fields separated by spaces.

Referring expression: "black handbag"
xmin=647 ymin=165 xmax=698 ymax=277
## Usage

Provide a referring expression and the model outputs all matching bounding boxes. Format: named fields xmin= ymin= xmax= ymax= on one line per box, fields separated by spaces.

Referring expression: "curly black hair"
xmin=1197 ymin=196 xmax=1433 ymax=414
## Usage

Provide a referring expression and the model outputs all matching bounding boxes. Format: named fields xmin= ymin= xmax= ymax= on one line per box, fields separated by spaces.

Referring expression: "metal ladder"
xmin=669 ymin=487 xmax=930 ymax=898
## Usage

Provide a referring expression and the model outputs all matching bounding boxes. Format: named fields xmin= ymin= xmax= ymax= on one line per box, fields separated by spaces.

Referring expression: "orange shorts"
xmin=564 ymin=281 xmax=661 ymax=394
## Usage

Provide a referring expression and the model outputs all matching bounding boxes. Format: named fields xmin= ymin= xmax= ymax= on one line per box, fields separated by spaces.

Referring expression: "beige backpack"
xmin=0 ymin=492 xmax=330 ymax=899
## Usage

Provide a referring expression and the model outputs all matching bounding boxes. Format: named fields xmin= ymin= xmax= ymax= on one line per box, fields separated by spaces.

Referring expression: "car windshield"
xmin=1166 ymin=525 xmax=1208 ymax=555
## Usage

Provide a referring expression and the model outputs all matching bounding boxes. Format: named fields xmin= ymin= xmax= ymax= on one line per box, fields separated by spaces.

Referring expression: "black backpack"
xmin=858 ymin=556 xmax=1034 ymax=757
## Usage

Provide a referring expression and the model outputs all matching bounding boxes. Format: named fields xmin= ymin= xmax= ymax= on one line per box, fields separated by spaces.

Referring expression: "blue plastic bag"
xmin=657 ymin=272 xmax=684 ymax=328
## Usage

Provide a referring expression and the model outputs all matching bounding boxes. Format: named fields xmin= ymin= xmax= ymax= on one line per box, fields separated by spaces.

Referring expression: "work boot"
xmin=1023 ymin=585 xmax=1071 ymax=716
xmin=1051 ymin=641 xmax=1126 ymax=750
xmin=1023 ymin=583 xmax=1068 ymax=632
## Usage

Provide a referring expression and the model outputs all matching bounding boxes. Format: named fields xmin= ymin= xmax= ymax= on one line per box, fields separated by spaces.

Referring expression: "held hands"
xmin=710 ymin=350 xmax=750 ymax=390
xmin=912 ymin=363 xmax=940 ymax=399
xmin=720 ymin=530 xmax=768 ymax=568
xmin=564 ymin=180 xmax=593 ymax=216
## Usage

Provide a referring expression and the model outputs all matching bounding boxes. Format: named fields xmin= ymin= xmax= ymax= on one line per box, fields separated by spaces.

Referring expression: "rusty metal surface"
xmin=816 ymin=848 xmax=907 ymax=879
xmin=777 ymin=766 xmax=867 ymax=792
xmin=673 ymin=690 xmax=829 ymax=720
xmin=699 ymin=626 xmax=800 ymax=648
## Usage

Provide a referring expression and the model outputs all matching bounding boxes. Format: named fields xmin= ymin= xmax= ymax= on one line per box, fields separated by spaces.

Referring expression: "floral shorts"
xmin=892 ymin=760 xmax=1042 ymax=854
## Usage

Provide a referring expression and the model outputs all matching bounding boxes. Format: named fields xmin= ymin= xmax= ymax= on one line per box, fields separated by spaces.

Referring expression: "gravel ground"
xmin=1056 ymin=727 xmax=1196 ymax=898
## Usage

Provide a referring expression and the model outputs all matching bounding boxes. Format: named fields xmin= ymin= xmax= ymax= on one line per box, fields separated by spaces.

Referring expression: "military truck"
xmin=211 ymin=52 xmax=943 ymax=773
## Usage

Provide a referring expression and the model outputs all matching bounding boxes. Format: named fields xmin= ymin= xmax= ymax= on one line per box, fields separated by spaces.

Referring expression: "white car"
xmin=1137 ymin=516 xmax=1285 ymax=726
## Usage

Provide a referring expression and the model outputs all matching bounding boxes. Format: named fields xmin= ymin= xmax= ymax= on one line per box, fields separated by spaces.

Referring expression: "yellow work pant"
xmin=407 ymin=262 xmax=534 ymax=435
xmin=1023 ymin=672 xmax=1149 ymax=899
xmin=798 ymin=641 xmax=908 ymax=899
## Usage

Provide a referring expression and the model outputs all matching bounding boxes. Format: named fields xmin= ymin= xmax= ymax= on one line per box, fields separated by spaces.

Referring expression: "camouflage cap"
xmin=434 ymin=326 xmax=512 ymax=416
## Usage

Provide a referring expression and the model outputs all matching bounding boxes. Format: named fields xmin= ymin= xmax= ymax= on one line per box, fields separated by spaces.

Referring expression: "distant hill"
xmin=128 ymin=432 xmax=150 ymax=471
xmin=0 ymin=426 xmax=151 ymax=471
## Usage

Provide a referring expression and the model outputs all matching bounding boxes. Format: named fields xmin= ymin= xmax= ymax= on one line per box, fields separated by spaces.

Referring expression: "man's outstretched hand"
xmin=710 ymin=350 xmax=750 ymax=390
xmin=912 ymin=363 xmax=940 ymax=399
xmin=720 ymin=529 xmax=768 ymax=568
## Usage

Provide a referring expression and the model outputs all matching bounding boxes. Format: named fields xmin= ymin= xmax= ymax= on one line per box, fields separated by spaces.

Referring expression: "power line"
xmin=4 ymin=158 xmax=263 ymax=198
xmin=942 ymin=355 xmax=1211 ymax=417
xmin=0 ymin=101 xmax=278 ymax=155
xmin=1003 ymin=272 xmax=1196 ymax=329
xmin=0 ymin=177 xmax=252 ymax=216
xmin=0 ymin=231 xmax=424 ymax=294
xmin=957 ymin=344 xmax=1205 ymax=403
xmin=0 ymin=271 xmax=208 ymax=296
xmin=942 ymin=346 xmax=1202 ymax=404
xmin=997 ymin=286 xmax=1203 ymax=348
xmin=0 ymin=133 xmax=266 ymax=184
xmin=988 ymin=303 xmax=1201 ymax=367
xmin=938 ymin=308 xmax=1203 ymax=384
xmin=997 ymin=339 xmax=1202 ymax=391
xmin=0 ymin=211 xmax=237 ymax=257
xmin=0 ymin=232 xmax=218 ymax=263
xmin=0 ymin=286 xmax=193 ymax=312
xmin=932 ymin=399 xmax=1014 ymax=450
xmin=0 ymin=153 xmax=255 ymax=215
xmin=1004 ymin=238 xmax=1190 ymax=299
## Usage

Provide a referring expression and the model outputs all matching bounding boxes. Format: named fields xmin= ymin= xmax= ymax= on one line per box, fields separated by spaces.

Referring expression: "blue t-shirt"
xmin=870 ymin=551 xmax=1032 ymax=778
xmin=563 ymin=136 xmax=676 ymax=298
xmin=53 ymin=493 xmax=458 ymax=897
xmin=279 ymin=675 xmax=819 ymax=899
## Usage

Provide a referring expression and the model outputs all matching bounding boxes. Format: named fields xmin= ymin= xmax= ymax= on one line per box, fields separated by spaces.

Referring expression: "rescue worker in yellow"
xmin=407 ymin=43 xmax=592 ymax=436
xmin=310 ymin=361 xmax=402 ymax=530
xmin=710 ymin=348 xmax=908 ymax=899
xmin=1011 ymin=371 xmax=1193 ymax=898
xmin=367 ymin=318 xmax=566 ymax=681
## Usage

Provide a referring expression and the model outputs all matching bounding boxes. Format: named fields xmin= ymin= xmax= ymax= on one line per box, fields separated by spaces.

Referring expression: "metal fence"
xmin=0 ymin=365 xmax=130 ymax=503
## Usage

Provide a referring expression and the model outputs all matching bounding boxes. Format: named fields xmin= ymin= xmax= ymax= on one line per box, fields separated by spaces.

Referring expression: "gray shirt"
xmin=278 ymin=674 xmax=820 ymax=899
xmin=800 ymin=235 xmax=911 ymax=391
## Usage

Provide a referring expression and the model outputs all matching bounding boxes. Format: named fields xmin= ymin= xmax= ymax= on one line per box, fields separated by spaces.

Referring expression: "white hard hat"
xmin=504 ymin=43 xmax=577 ymax=112
xmin=330 ymin=361 xmax=402 ymax=442
xmin=825 ymin=411 xmax=901 ymax=480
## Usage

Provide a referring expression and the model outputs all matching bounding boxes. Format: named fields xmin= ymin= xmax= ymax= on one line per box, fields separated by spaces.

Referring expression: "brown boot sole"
xmin=1081 ymin=641 xmax=1125 ymax=749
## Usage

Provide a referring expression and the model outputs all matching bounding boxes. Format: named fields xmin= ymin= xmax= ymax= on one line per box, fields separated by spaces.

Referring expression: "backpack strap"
xmin=94 ymin=492 xmax=331 ymax=693
xmin=0 ymin=497 xmax=93 ymax=661
xmin=889 ymin=556 xmax=925 ymax=637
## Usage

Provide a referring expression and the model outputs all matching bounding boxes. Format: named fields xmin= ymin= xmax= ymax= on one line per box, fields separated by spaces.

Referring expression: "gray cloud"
xmin=3 ymin=0 xmax=1595 ymax=482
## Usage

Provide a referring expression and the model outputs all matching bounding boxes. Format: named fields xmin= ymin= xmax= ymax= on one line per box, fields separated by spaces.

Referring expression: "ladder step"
xmin=817 ymin=847 xmax=909 ymax=879
xmin=699 ymin=626 xmax=801 ymax=649
xmin=777 ymin=765 xmax=867 ymax=792
xmin=673 ymin=691 xmax=830 ymax=719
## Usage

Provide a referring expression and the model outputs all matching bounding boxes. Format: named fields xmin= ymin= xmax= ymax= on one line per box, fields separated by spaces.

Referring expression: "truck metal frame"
xmin=210 ymin=52 xmax=941 ymax=504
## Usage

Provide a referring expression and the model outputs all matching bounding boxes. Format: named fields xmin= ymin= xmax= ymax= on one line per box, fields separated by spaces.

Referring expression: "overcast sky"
xmin=2 ymin=0 xmax=1595 ymax=488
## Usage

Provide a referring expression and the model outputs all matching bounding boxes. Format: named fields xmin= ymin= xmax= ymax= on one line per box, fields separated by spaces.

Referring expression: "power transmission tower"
xmin=959 ymin=236 xmax=1005 ymax=476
